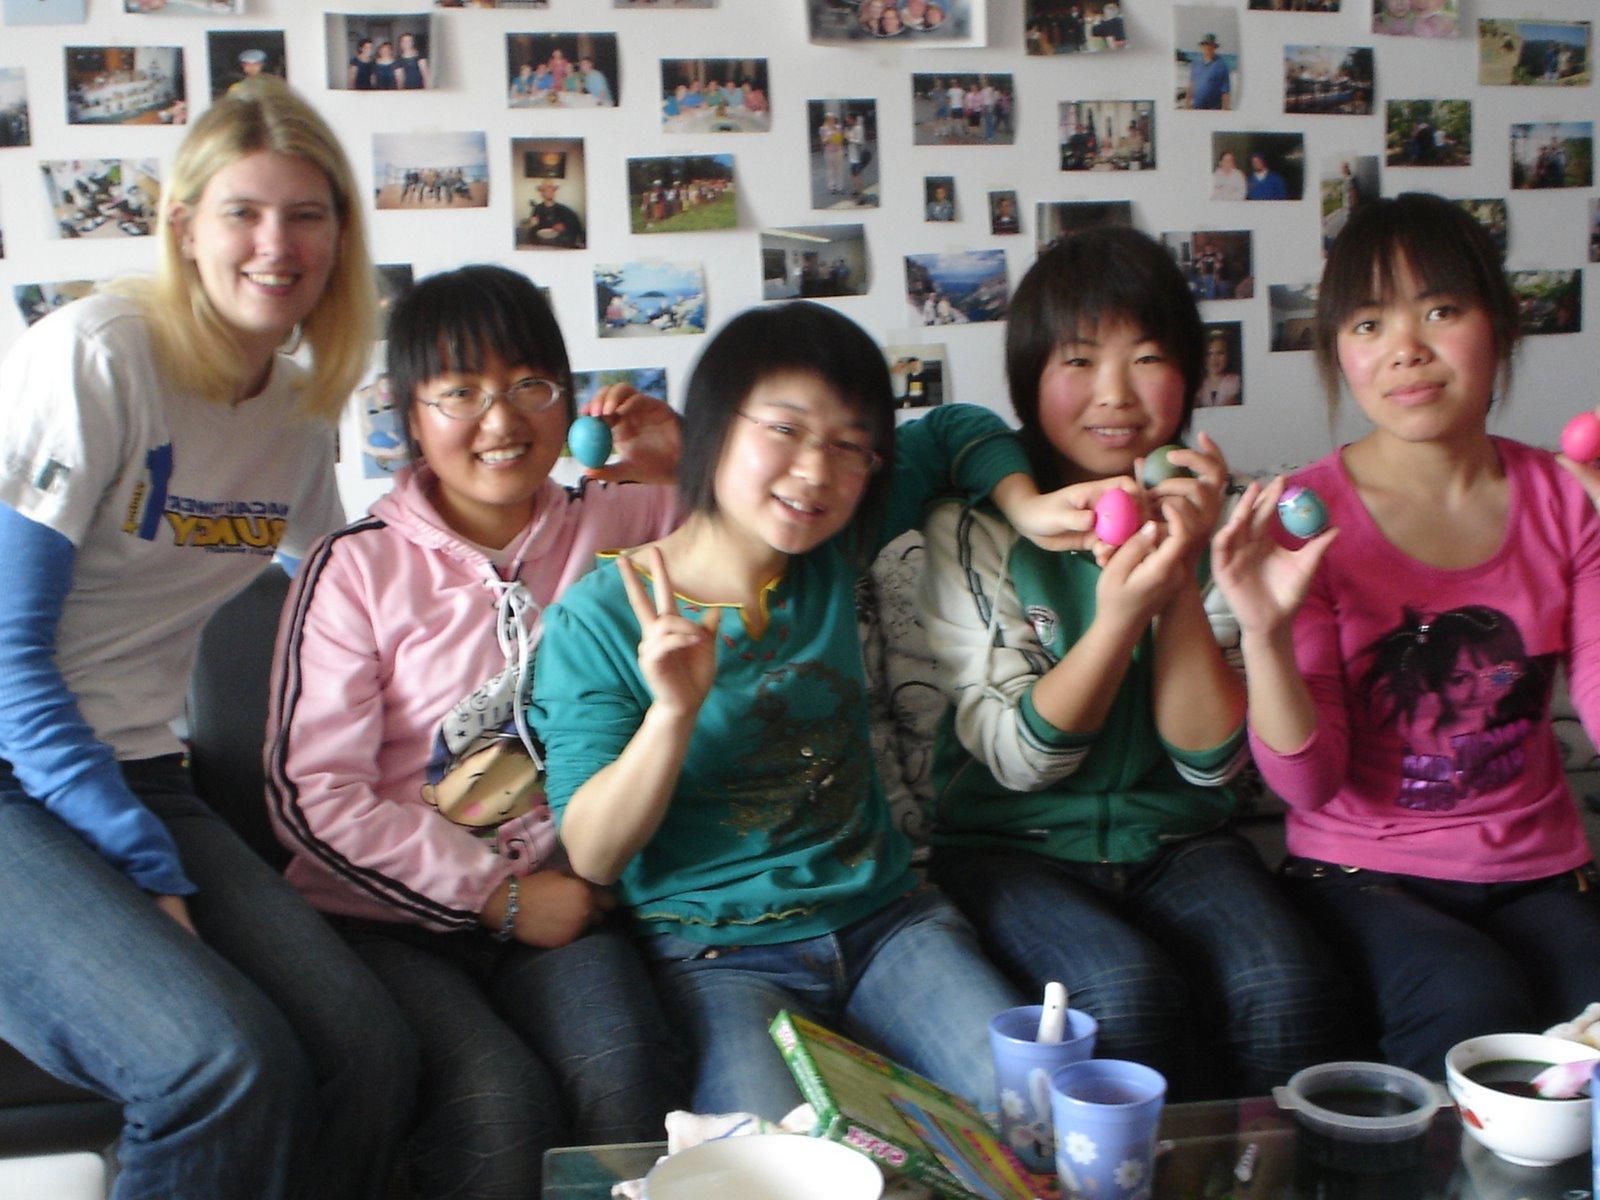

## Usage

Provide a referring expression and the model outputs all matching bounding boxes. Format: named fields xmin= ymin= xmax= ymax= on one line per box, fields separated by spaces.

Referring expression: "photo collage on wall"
xmin=1 ymin=0 xmax=1596 ymax=414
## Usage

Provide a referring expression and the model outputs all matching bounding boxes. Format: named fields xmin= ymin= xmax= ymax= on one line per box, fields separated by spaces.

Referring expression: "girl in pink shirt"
xmin=1212 ymin=192 xmax=1600 ymax=1078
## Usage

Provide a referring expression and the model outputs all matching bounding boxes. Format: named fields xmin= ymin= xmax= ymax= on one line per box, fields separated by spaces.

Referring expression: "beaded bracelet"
xmin=493 ymin=875 xmax=519 ymax=943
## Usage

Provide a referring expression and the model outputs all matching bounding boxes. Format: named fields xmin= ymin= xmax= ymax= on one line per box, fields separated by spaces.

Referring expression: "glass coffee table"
xmin=543 ymin=1096 xmax=1594 ymax=1199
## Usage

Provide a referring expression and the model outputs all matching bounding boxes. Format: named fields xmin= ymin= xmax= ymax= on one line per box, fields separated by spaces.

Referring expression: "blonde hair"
xmin=106 ymin=78 xmax=374 ymax=419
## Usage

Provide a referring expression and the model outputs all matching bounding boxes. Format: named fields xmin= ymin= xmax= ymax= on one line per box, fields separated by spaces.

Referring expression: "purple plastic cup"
xmin=988 ymin=1005 xmax=1097 ymax=1174
xmin=1050 ymin=1059 xmax=1167 ymax=1200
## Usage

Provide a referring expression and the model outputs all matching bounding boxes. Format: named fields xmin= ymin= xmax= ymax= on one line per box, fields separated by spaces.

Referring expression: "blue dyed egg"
xmin=567 ymin=415 xmax=613 ymax=468
xmin=1141 ymin=444 xmax=1193 ymax=487
xmin=1277 ymin=485 xmax=1328 ymax=540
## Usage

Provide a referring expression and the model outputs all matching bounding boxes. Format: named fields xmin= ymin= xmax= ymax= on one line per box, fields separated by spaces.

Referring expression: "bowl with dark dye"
xmin=1445 ymin=1033 xmax=1592 ymax=1167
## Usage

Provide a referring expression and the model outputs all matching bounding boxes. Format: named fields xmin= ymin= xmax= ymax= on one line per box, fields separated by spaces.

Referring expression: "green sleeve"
xmin=876 ymin=403 xmax=1031 ymax=554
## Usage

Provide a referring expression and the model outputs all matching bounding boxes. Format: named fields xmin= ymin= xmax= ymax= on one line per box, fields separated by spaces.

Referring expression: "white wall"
xmin=1 ymin=0 xmax=1595 ymax=502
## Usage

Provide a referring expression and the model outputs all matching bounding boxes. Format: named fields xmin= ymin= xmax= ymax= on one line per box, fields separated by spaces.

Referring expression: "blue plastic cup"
xmin=988 ymin=1005 xmax=1097 ymax=1174
xmin=1592 ymin=1062 xmax=1599 ymax=1198
xmin=1050 ymin=1059 xmax=1167 ymax=1200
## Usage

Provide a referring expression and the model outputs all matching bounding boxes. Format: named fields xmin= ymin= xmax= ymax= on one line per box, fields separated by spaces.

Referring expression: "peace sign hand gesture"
xmin=619 ymin=547 xmax=721 ymax=721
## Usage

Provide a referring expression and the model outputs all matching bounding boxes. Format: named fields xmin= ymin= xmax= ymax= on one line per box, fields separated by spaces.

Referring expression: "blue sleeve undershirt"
xmin=0 ymin=503 xmax=194 ymax=895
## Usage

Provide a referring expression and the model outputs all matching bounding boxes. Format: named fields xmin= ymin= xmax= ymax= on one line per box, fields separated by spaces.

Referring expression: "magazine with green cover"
xmin=768 ymin=1009 xmax=1046 ymax=1199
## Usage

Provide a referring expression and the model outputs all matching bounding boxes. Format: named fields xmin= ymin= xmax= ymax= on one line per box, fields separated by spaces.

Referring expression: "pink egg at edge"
xmin=1561 ymin=413 xmax=1600 ymax=463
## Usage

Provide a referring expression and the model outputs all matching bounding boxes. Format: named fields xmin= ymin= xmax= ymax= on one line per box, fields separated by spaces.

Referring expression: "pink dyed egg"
xmin=1561 ymin=412 xmax=1600 ymax=463
xmin=1093 ymin=488 xmax=1143 ymax=547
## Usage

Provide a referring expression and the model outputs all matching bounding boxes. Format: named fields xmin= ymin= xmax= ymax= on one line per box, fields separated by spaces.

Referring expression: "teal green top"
xmin=921 ymin=502 xmax=1246 ymax=865
xmin=531 ymin=405 xmax=1029 ymax=944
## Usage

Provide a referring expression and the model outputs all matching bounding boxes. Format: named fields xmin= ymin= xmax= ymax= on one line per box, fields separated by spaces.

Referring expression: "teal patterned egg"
xmin=1277 ymin=485 xmax=1328 ymax=539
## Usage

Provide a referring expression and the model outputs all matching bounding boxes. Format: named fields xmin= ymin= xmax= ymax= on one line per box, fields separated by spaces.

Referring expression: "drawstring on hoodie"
xmin=484 ymin=573 xmax=545 ymax=770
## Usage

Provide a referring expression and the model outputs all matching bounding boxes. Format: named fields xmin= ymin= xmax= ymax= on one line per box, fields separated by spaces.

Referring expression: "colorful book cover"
xmin=769 ymin=1009 xmax=1050 ymax=1199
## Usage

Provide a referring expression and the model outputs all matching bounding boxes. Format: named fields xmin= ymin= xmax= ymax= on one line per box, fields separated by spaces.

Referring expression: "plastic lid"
xmin=1273 ymin=1061 xmax=1442 ymax=1143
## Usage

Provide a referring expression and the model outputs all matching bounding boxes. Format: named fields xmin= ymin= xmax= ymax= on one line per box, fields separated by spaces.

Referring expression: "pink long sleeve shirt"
xmin=1250 ymin=439 xmax=1600 ymax=882
xmin=265 ymin=463 xmax=680 ymax=930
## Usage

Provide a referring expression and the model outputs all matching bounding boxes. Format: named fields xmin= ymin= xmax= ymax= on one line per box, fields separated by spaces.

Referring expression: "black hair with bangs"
xmin=1316 ymin=192 xmax=1518 ymax=412
xmin=678 ymin=301 xmax=895 ymax=565
xmin=386 ymin=264 xmax=573 ymax=454
xmin=1006 ymin=226 xmax=1205 ymax=490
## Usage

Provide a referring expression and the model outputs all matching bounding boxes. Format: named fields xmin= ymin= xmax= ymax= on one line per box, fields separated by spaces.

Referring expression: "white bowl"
xmin=1444 ymin=1033 xmax=1593 ymax=1167
xmin=643 ymin=1134 xmax=884 ymax=1200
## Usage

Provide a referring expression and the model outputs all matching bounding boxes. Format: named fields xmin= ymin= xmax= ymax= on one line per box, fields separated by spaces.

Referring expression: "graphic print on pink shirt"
xmin=1358 ymin=605 xmax=1553 ymax=811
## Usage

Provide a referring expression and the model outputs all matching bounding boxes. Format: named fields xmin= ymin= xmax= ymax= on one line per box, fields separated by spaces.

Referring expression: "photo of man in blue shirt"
xmin=1187 ymin=33 xmax=1231 ymax=109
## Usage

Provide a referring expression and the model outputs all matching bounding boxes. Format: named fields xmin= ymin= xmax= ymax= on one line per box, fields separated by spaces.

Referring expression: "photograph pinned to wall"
xmin=513 ymin=137 xmax=587 ymax=248
xmin=351 ymin=365 xmax=411 ymax=479
xmin=1210 ymin=131 xmax=1304 ymax=199
xmin=1036 ymin=200 xmax=1132 ymax=251
xmin=1024 ymin=0 xmax=1126 ymax=54
xmin=374 ymin=264 xmax=415 ymax=321
xmin=628 ymin=154 xmax=735 ymax=234
xmin=207 ymin=31 xmax=287 ymax=100
xmin=1196 ymin=322 xmax=1243 ymax=408
xmin=660 ymin=58 xmax=768 ymax=132
xmin=1174 ymin=8 xmax=1239 ymax=111
xmin=1284 ymin=44 xmax=1373 ymax=114
xmin=925 ymin=176 xmax=956 ymax=221
xmin=124 ymin=0 xmax=241 ymax=13
xmin=1374 ymin=0 xmax=1457 ymax=39
xmin=905 ymin=250 xmax=1008 ymax=325
xmin=989 ymin=190 xmax=1020 ymax=235
xmin=1478 ymin=20 xmax=1589 ymax=86
xmin=1510 ymin=122 xmax=1593 ymax=190
xmin=809 ymin=0 xmax=983 ymax=47
xmin=1456 ymin=197 xmax=1507 ymax=257
xmin=885 ymin=343 xmax=949 ymax=410
xmin=809 ymin=98 xmax=880 ymax=209
xmin=1509 ymin=269 xmax=1580 ymax=334
xmin=595 ymin=260 xmax=707 ymax=338
xmin=1269 ymin=281 xmax=1319 ymax=351
xmin=760 ymin=224 xmax=868 ymax=299
xmin=1385 ymin=99 xmax=1470 ymax=166
xmin=1319 ymin=153 xmax=1377 ymax=251
xmin=1059 ymin=100 xmax=1154 ymax=170
xmin=373 ymin=131 xmax=488 ymax=209
xmin=65 ymin=47 xmax=185 ymax=125
xmin=41 ymin=158 xmax=159 ymax=238
xmin=1160 ymin=229 xmax=1253 ymax=300
xmin=573 ymin=367 xmax=667 ymax=414
xmin=1249 ymin=0 xmax=1338 ymax=10
xmin=14 ymin=280 xmax=94 ymax=325
xmin=616 ymin=0 xmax=715 ymax=7
xmin=507 ymin=32 xmax=618 ymax=107
xmin=4 ymin=0 xmax=85 ymax=22
xmin=1590 ymin=199 xmax=1600 ymax=263
xmin=911 ymin=73 xmax=1014 ymax=146
xmin=0 ymin=68 xmax=29 ymax=147
xmin=327 ymin=13 xmax=435 ymax=91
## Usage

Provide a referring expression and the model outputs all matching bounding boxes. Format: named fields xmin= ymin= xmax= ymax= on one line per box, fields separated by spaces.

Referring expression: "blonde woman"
xmin=0 ymin=79 xmax=414 ymax=1200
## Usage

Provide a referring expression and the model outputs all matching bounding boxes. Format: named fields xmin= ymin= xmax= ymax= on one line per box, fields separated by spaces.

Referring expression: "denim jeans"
xmin=642 ymin=887 xmax=1024 ymax=1121
xmin=931 ymin=833 xmax=1351 ymax=1099
xmin=0 ymin=756 xmax=417 ymax=1200
xmin=337 ymin=916 xmax=689 ymax=1200
xmin=1283 ymin=856 xmax=1600 ymax=1079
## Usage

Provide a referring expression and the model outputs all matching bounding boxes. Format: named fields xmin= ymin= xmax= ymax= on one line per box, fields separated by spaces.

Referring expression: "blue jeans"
xmin=0 ymin=756 xmax=417 ymax=1200
xmin=337 ymin=917 xmax=689 ymax=1200
xmin=642 ymin=887 xmax=1023 ymax=1120
xmin=1283 ymin=856 xmax=1600 ymax=1078
xmin=931 ymin=834 xmax=1350 ymax=1099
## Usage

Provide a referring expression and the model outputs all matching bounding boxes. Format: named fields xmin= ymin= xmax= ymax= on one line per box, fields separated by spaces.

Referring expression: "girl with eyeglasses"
xmin=265 ymin=263 xmax=688 ymax=1198
xmin=529 ymin=301 xmax=1099 ymax=1119
xmin=1212 ymin=192 xmax=1600 ymax=1077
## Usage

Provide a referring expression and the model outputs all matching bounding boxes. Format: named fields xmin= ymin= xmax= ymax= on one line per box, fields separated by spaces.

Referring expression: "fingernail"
xmin=1141 ymin=521 xmax=1158 ymax=538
